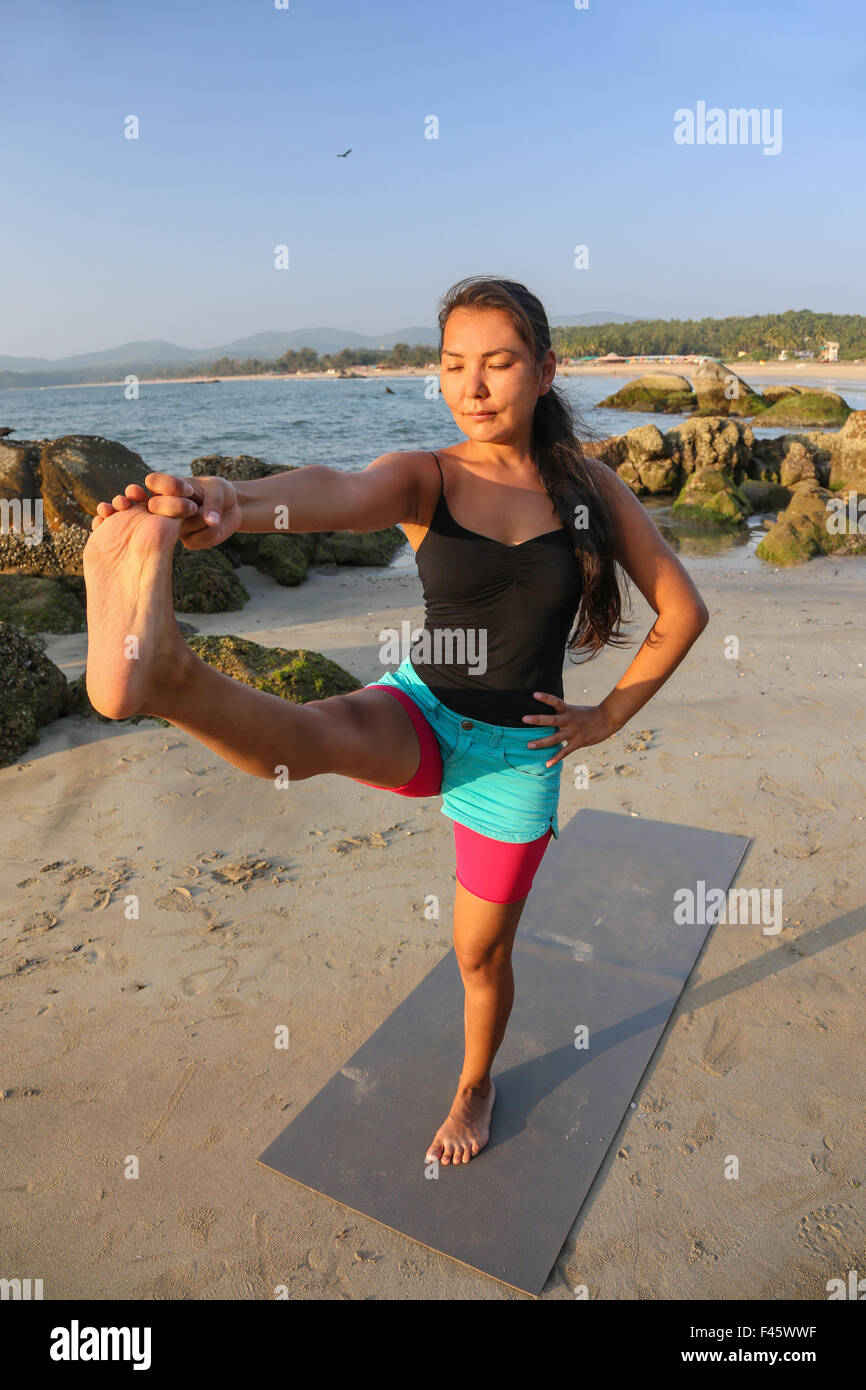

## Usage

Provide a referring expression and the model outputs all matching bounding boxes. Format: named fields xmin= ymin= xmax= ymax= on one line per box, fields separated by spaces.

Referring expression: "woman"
xmin=83 ymin=275 xmax=709 ymax=1168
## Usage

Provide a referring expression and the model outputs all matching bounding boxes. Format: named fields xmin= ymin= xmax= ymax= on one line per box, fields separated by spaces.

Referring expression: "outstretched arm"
xmin=231 ymin=451 xmax=423 ymax=534
xmin=96 ymin=451 xmax=427 ymax=549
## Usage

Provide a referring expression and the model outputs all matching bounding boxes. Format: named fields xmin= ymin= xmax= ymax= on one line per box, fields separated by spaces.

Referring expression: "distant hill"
xmin=0 ymin=326 xmax=441 ymax=375
xmin=0 ymin=315 xmax=639 ymax=377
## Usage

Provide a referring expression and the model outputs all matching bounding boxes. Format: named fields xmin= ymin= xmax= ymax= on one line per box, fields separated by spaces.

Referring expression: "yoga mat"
xmin=258 ymin=808 xmax=751 ymax=1295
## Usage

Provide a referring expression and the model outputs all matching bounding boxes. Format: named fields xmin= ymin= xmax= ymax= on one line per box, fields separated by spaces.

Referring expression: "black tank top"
xmin=409 ymin=452 xmax=584 ymax=726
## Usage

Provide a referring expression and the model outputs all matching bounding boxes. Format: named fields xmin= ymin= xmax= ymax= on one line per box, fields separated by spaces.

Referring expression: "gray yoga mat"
xmin=258 ymin=808 xmax=751 ymax=1295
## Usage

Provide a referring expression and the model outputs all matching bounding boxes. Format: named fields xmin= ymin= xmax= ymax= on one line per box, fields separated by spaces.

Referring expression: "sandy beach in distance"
xmin=2 ymin=539 xmax=865 ymax=1299
xmin=38 ymin=359 xmax=866 ymax=390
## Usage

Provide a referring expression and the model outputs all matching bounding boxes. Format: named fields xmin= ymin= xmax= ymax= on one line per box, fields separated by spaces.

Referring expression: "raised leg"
xmin=82 ymin=498 xmax=423 ymax=786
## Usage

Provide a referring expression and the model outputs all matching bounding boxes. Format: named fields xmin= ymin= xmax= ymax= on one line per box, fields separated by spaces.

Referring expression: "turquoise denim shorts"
xmin=364 ymin=656 xmax=561 ymax=844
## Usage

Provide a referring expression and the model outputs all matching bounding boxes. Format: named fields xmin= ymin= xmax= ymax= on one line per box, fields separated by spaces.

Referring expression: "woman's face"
xmin=439 ymin=306 xmax=553 ymax=448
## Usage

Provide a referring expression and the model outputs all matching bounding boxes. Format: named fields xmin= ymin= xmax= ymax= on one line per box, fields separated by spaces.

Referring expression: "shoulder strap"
xmin=429 ymin=451 xmax=445 ymax=506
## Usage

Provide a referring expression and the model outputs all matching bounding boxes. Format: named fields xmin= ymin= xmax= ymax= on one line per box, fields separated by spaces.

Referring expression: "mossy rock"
xmin=0 ymin=520 xmax=89 ymax=577
xmin=251 ymin=533 xmax=317 ymax=586
xmin=740 ymin=480 xmax=792 ymax=511
xmin=185 ymin=635 xmax=362 ymax=703
xmin=664 ymin=417 xmax=753 ymax=478
xmin=671 ymin=469 xmax=752 ymax=526
xmin=190 ymin=453 xmax=298 ymax=483
xmin=313 ymin=526 xmax=406 ymax=566
xmin=694 ymin=392 xmax=766 ymax=418
xmin=0 ymin=574 xmax=86 ymax=633
xmin=752 ymin=391 xmax=851 ymax=428
xmin=171 ymin=544 xmax=249 ymax=612
xmin=693 ymin=362 xmax=766 ymax=417
xmin=761 ymin=385 xmax=806 ymax=405
xmin=597 ymin=376 xmax=697 ymax=414
xmin=0 ymin=620 xmax=73 ymax=766
xmin=755 ymin=483 xmax=858 ymax=566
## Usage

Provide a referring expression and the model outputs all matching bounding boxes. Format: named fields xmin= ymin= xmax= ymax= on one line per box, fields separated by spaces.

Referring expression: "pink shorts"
xmin=350 ymin=685 xmax=553 ymax=905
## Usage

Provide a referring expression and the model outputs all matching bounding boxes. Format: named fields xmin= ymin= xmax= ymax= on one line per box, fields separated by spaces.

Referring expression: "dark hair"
xmin=437 ymin=275 xmax=631 ymax=659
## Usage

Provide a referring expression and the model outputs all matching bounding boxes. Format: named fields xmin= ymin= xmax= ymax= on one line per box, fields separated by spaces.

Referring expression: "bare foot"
xmin=82 ymin=497 xmax=192 ymax=719
xmin=425 ymin=1080 xmax=495 ymax=1165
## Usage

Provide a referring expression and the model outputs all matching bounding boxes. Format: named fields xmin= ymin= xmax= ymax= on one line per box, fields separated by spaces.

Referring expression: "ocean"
xmin=3 ymin=372 xmax=864 ymax=564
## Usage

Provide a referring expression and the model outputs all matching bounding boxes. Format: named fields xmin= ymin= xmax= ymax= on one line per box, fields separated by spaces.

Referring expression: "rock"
xmin=248 ymin=533 xmax=317 ymax=587
xmin=750 ymin=433 xmax=830 ymax=485
xmin=37 ymin=435 xmax=151 ymax=530
xmin=761 ymin=384 xmax=806 ymax=405
xmin=752 ymin=391 xmax=851 ymax=428
xmin=0 ymin=521 xmax=89 ymax=576
xmin=664 ymin=417 xmax=753 ymax=478
xmin=171 ymin=545 xmax=250 ymax=612
xmin=756 ymin=480 xmax=866 ymax=566
xmin=693 ymin=361 xmax=765 ymax=417
xmin=312 ymin=529 xmax=407 ymax=566
xmin=811 ymin=411 xmax=866 ymax=491
xmin=0 ymin=620 xmax=73 ymax=766
xmin=596 ymin=373 xmax=696 ymax=414
xmin=0 ymin=574 xmax=86 ymax=634
xmin=614 ymin=424 xmax=679 ymax=494
xmin=190 ymin=453 xmax=297 ymax=483
xmin=671 ymin=469 xmax=752 ymax=526
xmin=0 ymin=439 xmax=40 ymax=505
xmin=183 ymin=634 xmax=363 ymax=704
xmin=740 ymin=479 xmax=793 ymax=511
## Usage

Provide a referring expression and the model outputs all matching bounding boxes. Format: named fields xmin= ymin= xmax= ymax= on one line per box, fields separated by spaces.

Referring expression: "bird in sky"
xmin=335 ymin=148 xmax=352 ymax=157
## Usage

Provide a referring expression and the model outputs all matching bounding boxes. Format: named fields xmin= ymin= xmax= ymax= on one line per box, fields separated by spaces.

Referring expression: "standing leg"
xmin=425 ymin=824 xmax=553 ymax=1166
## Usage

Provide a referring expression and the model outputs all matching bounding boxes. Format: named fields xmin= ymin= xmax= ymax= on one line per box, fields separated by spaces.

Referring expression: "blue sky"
xmin=2 ymin=0 xmax=863 ymax=357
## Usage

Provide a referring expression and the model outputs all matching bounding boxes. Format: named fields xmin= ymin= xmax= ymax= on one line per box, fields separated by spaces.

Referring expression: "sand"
xmin=37 ymin=360 xmax=866 ymax=390
xmin=2 ymin=548 xmax=865 ymax=1300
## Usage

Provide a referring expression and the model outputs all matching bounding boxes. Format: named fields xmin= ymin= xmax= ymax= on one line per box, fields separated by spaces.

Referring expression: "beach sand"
xmin=2 ymin=549 xmax=865 ymax=1300
xmin=39 ymin=359 xmax=866 ymax=390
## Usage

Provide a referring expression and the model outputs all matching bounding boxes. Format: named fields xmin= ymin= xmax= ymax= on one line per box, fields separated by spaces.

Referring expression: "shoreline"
xmin=23 ymin=360 xmax=866 ymax=391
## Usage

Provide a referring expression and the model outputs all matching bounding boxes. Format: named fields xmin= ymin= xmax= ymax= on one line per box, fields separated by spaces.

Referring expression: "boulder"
xmin=0 ymin=520 xmax=89 ymax=576
xmin=693 ymin=361 xmax=766 ymax=416
xmin=596 ymin=373 xmax=697 ymax=414
xmin=0 ymin=574 xmax=86 ymax=634
xmin=749 ymin=433 xmax=830 ymax=485
xmin=242 ymin=532 xmax=317 ymax=586
xmin=755 ymin=480 xmax=866 ymax=566
xmin=0 ymin=619 xmax=74 ymax=766
xmin=752 ymin=391 xmax=851 ymax=428
xmin=613 ymin=424 xmax=679 ymax=494
xmin=190 ymin=452 xmax=297 ymax=483
xmin=37 ymin=435 xmax=151 ymax=530
xmin=171 ymin=545 xmax=250 ymax=612
xmin=740 ymin=479 xmax=793 ymax=511
xmin=183 ymin=634 xmax=363 ymax=704
xmin=671 ymin=468 xmax=752 ymax=526
xmin=761 ymin=384 xmax=806 ymax=405
xmin=808 ymin=411 xmax=866 ymax=491
xmin=664 ymin=417 xmax=753 ymax=478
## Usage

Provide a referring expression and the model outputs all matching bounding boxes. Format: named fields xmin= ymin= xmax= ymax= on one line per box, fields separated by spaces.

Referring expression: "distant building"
xmin=820 ymin=341 xmax=840 ymax=362
xmin=597 ymin=351 xmax=626 ymax=363
xmin=778 ymin=350 xmax=788 ymax=361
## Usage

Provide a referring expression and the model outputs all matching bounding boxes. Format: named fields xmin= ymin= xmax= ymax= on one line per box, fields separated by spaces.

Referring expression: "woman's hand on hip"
xmin=522 ymin=693 xmax=616 ymax=766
